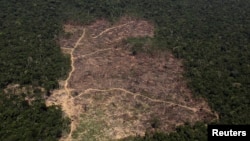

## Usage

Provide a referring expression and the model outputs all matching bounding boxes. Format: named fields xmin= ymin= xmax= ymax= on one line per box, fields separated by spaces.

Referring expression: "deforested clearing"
xmin=46 ymin=17 xmax=217 ymax=141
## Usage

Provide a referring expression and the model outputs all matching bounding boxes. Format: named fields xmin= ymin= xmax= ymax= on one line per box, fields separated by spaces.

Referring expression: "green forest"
xmin=0 ymin=0 xmax=249 ymax=140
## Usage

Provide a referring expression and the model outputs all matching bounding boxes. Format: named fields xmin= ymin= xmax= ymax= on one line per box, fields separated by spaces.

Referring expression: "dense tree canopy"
xmin=0 ymin=0 xmax=69 ymax=90
xmin=0 ymin=0 xmax=249 ymax=140
xmin=0 ymin=0 xmax=70 ymax=140
xmin=0 ymin=91 xmax=70 ymax=140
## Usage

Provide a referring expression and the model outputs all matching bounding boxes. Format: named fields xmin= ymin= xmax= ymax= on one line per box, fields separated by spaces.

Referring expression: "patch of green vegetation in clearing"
xmin=72 ymin=109 xmax=111 ymax=141
xmin=72 ymin=91 xmax=138 ymax=141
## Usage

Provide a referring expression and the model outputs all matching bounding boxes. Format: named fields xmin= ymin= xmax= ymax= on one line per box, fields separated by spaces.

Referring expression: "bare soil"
xmin=46 ymin=17 xmax=218 ymax=141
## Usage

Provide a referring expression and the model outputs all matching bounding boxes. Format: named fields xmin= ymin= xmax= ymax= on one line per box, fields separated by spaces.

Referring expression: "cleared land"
xmin=46 ymin=17 xmax=217 ymax=141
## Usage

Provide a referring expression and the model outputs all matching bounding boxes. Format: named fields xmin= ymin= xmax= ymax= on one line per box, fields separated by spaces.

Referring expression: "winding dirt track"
xmin=92 ymin=21 xmax=134 ymax=39
xmin=46 ymin=18 xmax=218 ymax=141
xmin=64 ymin=28 xmax=86 ymax=141
xmin=65 ymin=28 xmax=86 ymax=96
xmin=76 ymin=88 xmax=196 ymax=112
